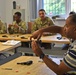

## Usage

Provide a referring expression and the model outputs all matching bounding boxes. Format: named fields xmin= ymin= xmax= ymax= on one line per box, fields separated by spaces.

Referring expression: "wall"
xmin=54 ymin=19 xmax=65 ymax=27
xmin=5 ymin=0 xmax=30 ymax=25
xmin=0 ymin=0 xmax=6 ymax=22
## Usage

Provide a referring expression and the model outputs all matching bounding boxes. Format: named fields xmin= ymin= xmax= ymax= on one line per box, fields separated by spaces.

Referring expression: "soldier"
xmin=8 ymin=12 xmax=26 ymax=34
xmin=32 ymin=9 xmax=55 ymax=33
xmin=0 ymin=20 xmax=7 ymax=34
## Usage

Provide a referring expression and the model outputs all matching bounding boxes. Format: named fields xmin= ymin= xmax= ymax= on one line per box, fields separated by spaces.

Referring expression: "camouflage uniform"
xmin=32 ymin=17 xmax=54 ymax=33
xmin=0 ymin=20 xmax=7 ymax=34
xmin=8 ymin=20 xmax=26 ymax=34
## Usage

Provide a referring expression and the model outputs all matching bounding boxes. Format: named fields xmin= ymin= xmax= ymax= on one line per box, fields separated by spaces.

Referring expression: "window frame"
xmin=37 ymin=0 xmax=71 ymax=19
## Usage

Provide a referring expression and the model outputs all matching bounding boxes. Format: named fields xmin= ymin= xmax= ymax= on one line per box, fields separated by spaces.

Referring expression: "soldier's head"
xmin=38 ymin=9 xmax=46 ymax=20
xmin=14 ymin=12 xmax=21 ymax=22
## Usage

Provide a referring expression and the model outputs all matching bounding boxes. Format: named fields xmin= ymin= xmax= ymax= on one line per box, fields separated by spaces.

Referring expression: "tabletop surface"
xmin=0 ymin=42 xmax=21 ymax=53
xmin=0 ymin=56 xmax=57 ymax=75
xmin=0 ymin=34 xmax=70 ymax=44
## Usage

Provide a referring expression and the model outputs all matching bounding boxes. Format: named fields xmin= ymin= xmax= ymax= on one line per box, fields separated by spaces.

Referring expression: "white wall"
xmin=0 ymin=0 xmax=6 ymax=22
xmin=5 ymin=0 xmax=30 ymax=25
xmin=54 ymin=19 xmax=65 ymax=27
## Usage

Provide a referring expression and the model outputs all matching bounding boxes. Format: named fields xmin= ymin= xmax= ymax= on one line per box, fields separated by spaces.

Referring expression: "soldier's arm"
xmin=48 ymin=18 xmax=55 ymax=26
xmin=31 ymin=21 xmax=38 ymax=33
xmin=2 ymin=24 xmax=7 ymax=33
xmin=0 ymin=24 xmax=7 ymax=34
xmin=30 ymin=26 xmax=64 ymax=40
xmin=8 ymin=24 xmax=14 ymax=34
xmin=19 ymin=22 xmax=26 ymax=34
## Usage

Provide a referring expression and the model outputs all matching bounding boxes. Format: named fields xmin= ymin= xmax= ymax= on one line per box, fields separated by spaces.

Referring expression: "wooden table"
xmin=0 ymin=34 xmax=31 ymax=42
xmin=0 ymin=34 xmax=70 ymax=44
xmin=0 ymin=42 xmax=21 ymax=53
xmin=41 ymin=34 xmax=70 ymax=44
xmin=0 ymin=56 xmax=57 ymax=75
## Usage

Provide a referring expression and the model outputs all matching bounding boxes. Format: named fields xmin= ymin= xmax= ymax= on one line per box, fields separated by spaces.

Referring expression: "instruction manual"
xmin=2 ymin=40 xmax=21 ymax=46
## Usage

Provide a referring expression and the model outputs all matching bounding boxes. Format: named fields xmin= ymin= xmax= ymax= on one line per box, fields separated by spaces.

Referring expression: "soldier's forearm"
xmin=19 ymin=27 xmax=26 ymax=34
xmin=0 ymin=30 xmax=5 ymax=34
xmin=40 ymin=26 xmax=63 ymax=34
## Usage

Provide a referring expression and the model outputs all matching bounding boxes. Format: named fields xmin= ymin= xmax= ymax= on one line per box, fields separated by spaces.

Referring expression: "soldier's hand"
xmin=31 ymin=40 xmax=43 ymax=56
xmin=14 ymin=24 xmax=19 ymax=28
xmin=8 ymin=24 xmax=13 ymax=27
xmin=30 ymin=29 xmax=43 ymax=41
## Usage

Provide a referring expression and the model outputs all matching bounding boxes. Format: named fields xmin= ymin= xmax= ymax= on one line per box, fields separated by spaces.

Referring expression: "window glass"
xmin=43 ymin=0 xmax=66 ymax=16
xmin=71 ymin=0 xmax=76 ymax=12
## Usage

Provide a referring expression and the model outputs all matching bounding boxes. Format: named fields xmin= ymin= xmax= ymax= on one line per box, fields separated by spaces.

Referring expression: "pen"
xmin=2 ymin=68 xmax=12 ymax=70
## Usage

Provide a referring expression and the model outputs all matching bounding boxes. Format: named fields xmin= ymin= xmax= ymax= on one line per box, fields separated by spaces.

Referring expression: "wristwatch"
xmin=39 ymin=53 xmax=45 ymax=59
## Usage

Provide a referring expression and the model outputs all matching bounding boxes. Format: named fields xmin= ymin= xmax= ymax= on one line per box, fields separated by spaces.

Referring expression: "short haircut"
xmin=39 ymin=9 xmax=45 ymax=12
xmin=69 ymin=11 xmax=75 ymax=15
xmin=71 ymin=14 xmax=76 ymax=24
xmin=15 ymin=12 xmax=21 ymax=17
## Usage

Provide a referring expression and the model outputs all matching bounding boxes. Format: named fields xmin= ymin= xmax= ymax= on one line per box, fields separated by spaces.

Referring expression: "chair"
xmin=27 ymin=22 xmax=33 ymax=34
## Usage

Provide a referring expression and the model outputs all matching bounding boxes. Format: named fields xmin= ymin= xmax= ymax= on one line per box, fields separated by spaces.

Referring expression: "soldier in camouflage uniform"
xmin=32 ymin=9 xmax=55 ymax=49
xmin=32 ymin=9 xmax=54 ymax=33
xmin=0 ymin=20 xmax=7 ymax=34
xmin=8 ymin=12 xmax=26 ymax=34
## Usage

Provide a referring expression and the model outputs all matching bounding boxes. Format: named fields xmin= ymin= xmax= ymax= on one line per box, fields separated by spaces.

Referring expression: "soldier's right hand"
xmin=30 ymin=29 xmax=43 ymax=41
xmin=14 ymin=24 xmax=19 ymax=28
xmin=8 ymin=24 xmax=13 ymax=27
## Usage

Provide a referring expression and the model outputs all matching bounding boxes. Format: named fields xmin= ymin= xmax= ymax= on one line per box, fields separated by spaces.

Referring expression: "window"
xmin=43 ymin=0 xmax=66 ymax=16
xmin=71 ymin=0 xmax=76 ymax=12
xmin=31 ymin=0 xmax=76 ymax=20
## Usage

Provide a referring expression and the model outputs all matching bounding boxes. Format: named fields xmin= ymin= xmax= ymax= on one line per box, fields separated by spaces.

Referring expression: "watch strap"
xmin=39 ymin=53 xmax=45 ymax=59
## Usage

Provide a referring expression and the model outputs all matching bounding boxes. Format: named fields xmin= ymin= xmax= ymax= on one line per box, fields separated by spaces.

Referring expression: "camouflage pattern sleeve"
xmin=19 ymin=21 xmax=26 ymax=34
xmin=31 ymin=21 xmax=38 ymax=33
xmin=48 ymin=17 xmax=55 ymax=26
xmin=1 ymin=24 xmax=7 ymax=33
xmin=9 ymin=21 xmax=26 ymax=34
xmin=8 ymin=25 xmax=14 ymax=34
xmin=0 ymin=20 xmax=7 ymax=34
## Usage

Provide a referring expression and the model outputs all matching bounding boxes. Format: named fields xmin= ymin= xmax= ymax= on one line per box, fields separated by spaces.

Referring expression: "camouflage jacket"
xmin=8 ymin=20 xmax=26 ymax=34
xmin=32 ymin=17 xmax=54 ymax=33
xmin=0 ymin=20 xmax=7 ymax=34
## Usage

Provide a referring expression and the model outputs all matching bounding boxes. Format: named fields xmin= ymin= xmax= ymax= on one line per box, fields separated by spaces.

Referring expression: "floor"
xmin=0 ymin=43 xmax=67 ymax=65
xmin=18 ymin=46 xmax=67 ymax=57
